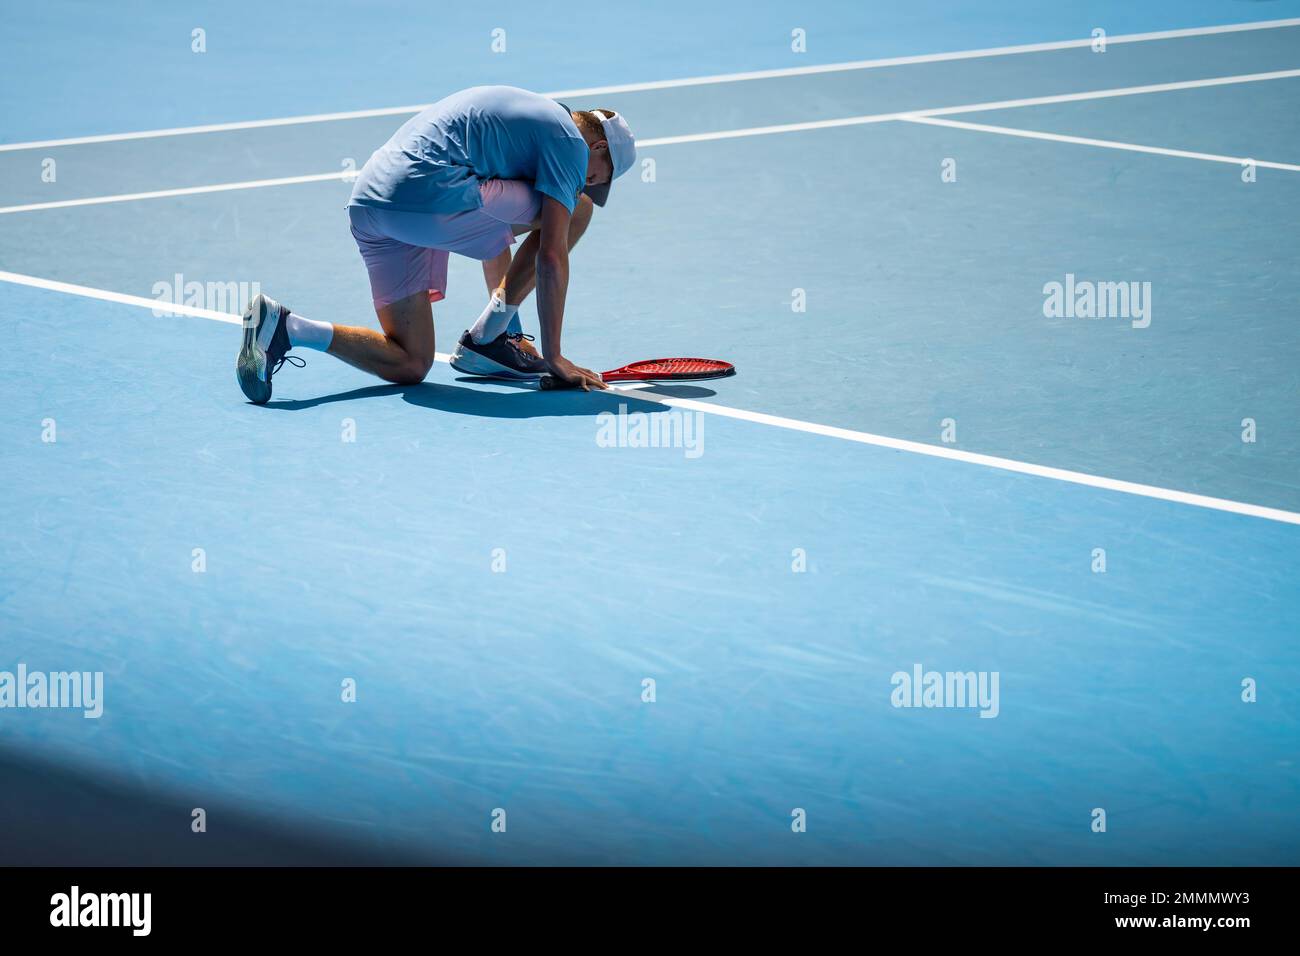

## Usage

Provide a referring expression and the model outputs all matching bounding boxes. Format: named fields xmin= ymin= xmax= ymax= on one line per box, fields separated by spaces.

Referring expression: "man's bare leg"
xmin=482 ymin=247 xmax=512 ymax=293
xmin=326 ymin=290 xmax=436 ymax=385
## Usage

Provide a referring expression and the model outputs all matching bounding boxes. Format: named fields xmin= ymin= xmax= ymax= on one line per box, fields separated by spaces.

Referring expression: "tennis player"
xmin=237 ymin=85 xmax=636 ymax=403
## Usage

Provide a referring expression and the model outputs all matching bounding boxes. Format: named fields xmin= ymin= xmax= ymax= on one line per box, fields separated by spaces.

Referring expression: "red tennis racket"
xmin=539 ymin=358 xmax=735 ymax=390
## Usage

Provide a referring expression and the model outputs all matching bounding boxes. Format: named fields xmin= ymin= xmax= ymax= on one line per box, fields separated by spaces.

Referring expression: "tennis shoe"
xmin=237 ymin=293 xmax=303 ymax=404
xmin=449 ymin=330 xmax=547 ymax=379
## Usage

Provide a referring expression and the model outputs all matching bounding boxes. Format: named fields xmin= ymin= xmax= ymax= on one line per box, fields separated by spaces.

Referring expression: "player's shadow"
xmin=261 ymin=379 xmax=718 ymax=417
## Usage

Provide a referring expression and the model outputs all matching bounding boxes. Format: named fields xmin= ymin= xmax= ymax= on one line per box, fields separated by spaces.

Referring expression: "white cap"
xmin=582 ymin=109 xmax=636 ymax=207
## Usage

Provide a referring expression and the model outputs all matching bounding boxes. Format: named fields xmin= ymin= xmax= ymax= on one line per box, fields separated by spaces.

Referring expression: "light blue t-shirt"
xmin=348 ymin=86 xmax=589 ymax=215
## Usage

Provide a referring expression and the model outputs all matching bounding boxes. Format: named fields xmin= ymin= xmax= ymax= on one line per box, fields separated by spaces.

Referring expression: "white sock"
xmin=468 ymin=292 xmax=520 ymax=344
xmin=286 ymin=311 xmax=333 ymax=351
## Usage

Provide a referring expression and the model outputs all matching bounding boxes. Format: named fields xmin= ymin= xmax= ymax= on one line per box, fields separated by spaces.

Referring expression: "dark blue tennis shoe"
xmin=449 ymin=329 xmax=548 ymax=379
xmin=237 ymin=293 xmax=303 ymax=404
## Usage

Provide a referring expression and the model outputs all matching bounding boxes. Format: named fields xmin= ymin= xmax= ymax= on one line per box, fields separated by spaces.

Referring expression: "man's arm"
xmin=531 ymin=196 xmax=605 ymax=390
xmin=534 ymin=196 xmax=569 ymax=360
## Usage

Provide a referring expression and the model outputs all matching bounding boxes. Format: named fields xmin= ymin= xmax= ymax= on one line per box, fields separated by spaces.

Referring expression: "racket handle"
xmin=538 ymin=374 xmax=584 ymax=391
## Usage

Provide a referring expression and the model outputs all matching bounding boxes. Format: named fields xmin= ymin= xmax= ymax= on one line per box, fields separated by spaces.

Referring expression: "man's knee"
xmin=390 ymin=350 xmax=435 ymax=385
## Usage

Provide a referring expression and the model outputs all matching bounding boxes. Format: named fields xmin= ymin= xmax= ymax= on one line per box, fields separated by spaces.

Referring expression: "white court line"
xmin=640 ymin=66 xmax=1300 ymax=145
xmin=1 ymin=17 xmax=1297 ymax=153
xmin=0 ymin=172 xmax=350 ymax=215
xmin=0 ymin=269 xmax=242 ymax=323
xmin=4 ymin=67 xmax=1298 ymax=216
xmin=2 ymin=267 xmax=1297 ymax=527
xmin=899 ymin=115 xmax=1300 ymax=171
xmin=0 ymin=270 xmax=458 ymax=363
xmin=910 ymin=67 xmax=1300 ymax=118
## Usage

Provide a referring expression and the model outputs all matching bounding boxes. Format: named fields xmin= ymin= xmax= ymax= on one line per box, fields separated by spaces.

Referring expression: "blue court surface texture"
xmin=1 ymin=3 xmax=1297 ymax=866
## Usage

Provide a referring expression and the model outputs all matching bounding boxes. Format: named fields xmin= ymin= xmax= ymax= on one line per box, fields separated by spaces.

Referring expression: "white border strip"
xmin=0 ymin=172 xmax=350 ymax=216
xmin=641 ymin=67 xmax=1300 ymax=145
xmin=1 ymin=17 xmax=1297 ymax=153
xmin=900 ymin=116 xmax=1300 ymax=170
xmin=0 ymin=269 xmax=242 ymax=323
xmin=650 ymin=397 xmax=1300 ymax=526
xmin=5 ymin=68 xmax=1297 ymax=216
xmin=909 ymin=67 xmax=1300 ymax=118
xmin=545 ymin=18 xmax=1300 ymax=96
xmin=3 ymin=267 xmax=1297 ymax=527
xmin=0 ymin=270 xmax=458 ymax=362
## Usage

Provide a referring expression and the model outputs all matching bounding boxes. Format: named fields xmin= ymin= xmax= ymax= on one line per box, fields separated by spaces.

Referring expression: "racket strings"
xmin=631 ymin=358 xmax=729 ymax=376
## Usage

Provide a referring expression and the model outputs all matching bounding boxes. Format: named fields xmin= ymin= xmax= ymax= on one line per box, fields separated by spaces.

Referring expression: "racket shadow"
xmin=261 ymin=379 xmax=716 ymax=419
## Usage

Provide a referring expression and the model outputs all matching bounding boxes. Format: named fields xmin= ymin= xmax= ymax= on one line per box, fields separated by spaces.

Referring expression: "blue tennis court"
xmin=1 ymin=2 xmax=1297 ymax=865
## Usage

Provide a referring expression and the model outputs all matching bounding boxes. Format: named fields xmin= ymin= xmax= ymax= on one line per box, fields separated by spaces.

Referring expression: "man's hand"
xmin=547 ymin=355 xmax=607 ymax=390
